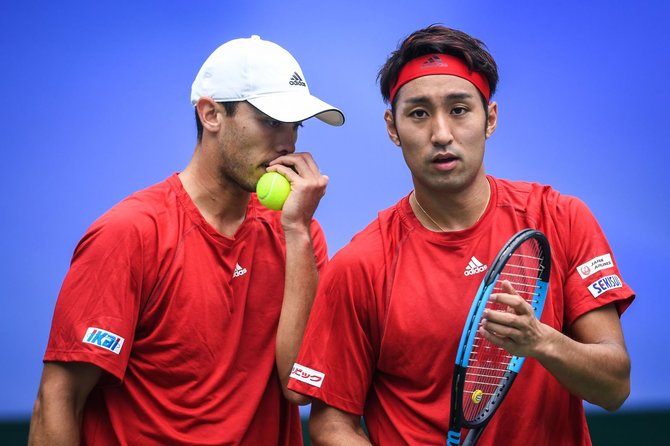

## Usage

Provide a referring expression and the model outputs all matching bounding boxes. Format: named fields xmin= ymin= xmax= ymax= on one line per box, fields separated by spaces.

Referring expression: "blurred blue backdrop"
xmin=1 ymin=0 xmax=668 ymax=419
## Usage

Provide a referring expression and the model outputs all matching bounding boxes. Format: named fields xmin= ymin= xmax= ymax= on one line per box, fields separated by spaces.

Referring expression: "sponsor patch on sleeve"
xmin=577 ymin=253 xmax=614 ymax=279
xmin=290 ymin=363 xmax=325 ymax=388
xmin=82 ymin=327 xmax=124 ymax=354
xmin=587 ymin=274 xmax=623 ymax=298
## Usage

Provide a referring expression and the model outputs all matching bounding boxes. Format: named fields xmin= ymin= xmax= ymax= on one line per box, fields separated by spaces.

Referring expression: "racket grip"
xmin=446 ymin=431 xmax=461 ymax=445
xmin=462 ymin=428 xmax=484 ymax=446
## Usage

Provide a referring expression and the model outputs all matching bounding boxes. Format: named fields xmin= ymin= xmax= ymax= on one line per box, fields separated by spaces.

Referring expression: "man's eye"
xmin=452 ymin=107 xmax=468 ymax=115
xmin=410 ymin=110 xmax=428 ymax=118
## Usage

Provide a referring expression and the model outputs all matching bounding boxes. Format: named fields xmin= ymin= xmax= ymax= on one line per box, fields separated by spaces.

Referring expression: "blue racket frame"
xmin=446 ymin=229 xmax=551 ymax=446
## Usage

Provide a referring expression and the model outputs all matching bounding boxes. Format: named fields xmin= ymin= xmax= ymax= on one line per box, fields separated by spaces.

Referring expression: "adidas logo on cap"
xmin=289 ymin=72 xmax=306 ymax=87
xmin=464 ymin=256 xmax=487 ymax=276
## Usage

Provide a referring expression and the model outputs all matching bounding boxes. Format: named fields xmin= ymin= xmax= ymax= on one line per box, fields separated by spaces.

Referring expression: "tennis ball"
xmin=256 ymin=171 xmax=291 ymax=210
xmin=471 ymin=389 xmax=483 ymax=404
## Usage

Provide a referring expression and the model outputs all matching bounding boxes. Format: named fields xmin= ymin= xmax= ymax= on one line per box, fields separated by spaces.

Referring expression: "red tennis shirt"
xmin=45 ymin=173 xmax=327 ymax=445
xmin=289 ymin=176 xmax=634 ymax=446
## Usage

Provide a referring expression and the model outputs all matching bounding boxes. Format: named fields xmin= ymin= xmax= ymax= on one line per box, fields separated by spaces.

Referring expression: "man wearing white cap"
xmin=29 ymin=35 xmax=344 ymax=445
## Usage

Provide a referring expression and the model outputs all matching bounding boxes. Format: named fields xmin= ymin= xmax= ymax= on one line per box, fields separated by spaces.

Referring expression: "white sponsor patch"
xmin=577 ymin=253 xmax=614 ymax=279
xmin=290 ymin=363 xmax=325 ymax=388
xmin=82 ymin=327 xmax=124 ymax=354
xmin=587 ymin=274 xmax=623 ymax=298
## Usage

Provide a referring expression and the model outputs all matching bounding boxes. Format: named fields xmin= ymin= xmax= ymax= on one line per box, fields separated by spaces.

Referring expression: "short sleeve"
xmin=559 ymin=196 xmax=635 ymax=326
xmin=310 ymin=219 xmax=329 ymax=272
xmin=288 ymin=244 xmax=381 ymax=416
xmin=44 ymin=210 xmax=145 ymax=381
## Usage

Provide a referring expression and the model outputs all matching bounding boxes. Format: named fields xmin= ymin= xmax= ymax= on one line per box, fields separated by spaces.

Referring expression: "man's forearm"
xmin=276 ymin=226 xmax=317 ymax=404
xmin=534 ymin=326 xmax=630 ymax=410
xmin=29 ymin=362 xmax=101 ymax=446
xmin=310 ymin=401 xmax=372 ymax=446
xmin=29 ymin=396 xmax=82 ymax=446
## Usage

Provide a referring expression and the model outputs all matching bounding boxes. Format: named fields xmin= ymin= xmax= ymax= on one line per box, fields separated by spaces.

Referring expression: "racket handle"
xmin=446 ymin=431 xmax=461 ymax=445
xmin=462 ymin=427 xmax=484 ymax=446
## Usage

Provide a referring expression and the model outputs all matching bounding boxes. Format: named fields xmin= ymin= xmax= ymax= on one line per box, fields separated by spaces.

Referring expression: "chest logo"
xmin=464 ymin=256 xmax=488 ymax=276
xmin=233 ymin=263 xmax=248 ymax=278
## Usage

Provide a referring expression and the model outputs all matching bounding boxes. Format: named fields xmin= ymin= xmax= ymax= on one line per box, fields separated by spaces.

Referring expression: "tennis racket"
xmin=446 ymin=229 xmax=551 ymax=446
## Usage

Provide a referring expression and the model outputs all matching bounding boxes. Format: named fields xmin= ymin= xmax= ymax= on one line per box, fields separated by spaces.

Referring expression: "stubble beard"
xmin=216 ymin=148 xmax=258 ymax=194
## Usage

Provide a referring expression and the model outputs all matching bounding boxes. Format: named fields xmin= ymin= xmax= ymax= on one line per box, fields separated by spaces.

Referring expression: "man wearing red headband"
xmin=288 ymin=25 xmax=634 ymax=445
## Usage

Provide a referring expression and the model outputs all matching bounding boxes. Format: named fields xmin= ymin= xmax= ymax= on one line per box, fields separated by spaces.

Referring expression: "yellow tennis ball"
xmin=256 ymin=171 xmax=291 ymax=210
xmin=472 ymin=389 xmax=483 ymax=404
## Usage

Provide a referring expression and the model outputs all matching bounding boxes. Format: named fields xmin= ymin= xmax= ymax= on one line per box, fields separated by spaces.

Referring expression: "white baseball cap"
xmin=191 ymin=35 xmax=344 ymax=126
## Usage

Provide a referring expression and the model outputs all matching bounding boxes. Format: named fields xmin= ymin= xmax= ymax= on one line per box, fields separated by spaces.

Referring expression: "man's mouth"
xmin=433 ymin=152 xmax=458 ymax=163
xmin=432 ymin=153 xmax=459 ymax=170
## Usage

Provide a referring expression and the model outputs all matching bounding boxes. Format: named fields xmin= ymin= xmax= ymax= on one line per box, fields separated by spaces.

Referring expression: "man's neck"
xmin=411 ymin=174 xmax=491 ymax=232
xmin=178 ymin=160 xmax=250 ymax=238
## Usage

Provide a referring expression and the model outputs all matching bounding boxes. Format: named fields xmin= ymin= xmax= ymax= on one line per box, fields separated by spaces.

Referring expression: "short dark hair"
xmin=378 ymin=25 xmax=499 ymax=110
xmin=195 ymin=101 xmax=240 ymax=142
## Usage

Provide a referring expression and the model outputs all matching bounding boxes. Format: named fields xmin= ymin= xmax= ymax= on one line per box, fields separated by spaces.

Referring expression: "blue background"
xmin=1 ymin=0 xmax=668 ymax=419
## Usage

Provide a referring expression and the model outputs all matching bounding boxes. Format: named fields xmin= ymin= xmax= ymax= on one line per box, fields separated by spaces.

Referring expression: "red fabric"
xmin=289 ymin=176 xmax=634 ymax=446
xmin=389 ymin=53 xmax=491 ymax=103
xmin=45 ymin=173 xmax=327 ymax=446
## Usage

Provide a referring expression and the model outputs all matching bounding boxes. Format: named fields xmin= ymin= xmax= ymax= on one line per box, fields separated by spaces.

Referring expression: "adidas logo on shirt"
xmin=289 ymin=72 xmax=306 ymax=87
xmin=464 ymin=256 xmax=487 ymax=276
xmin=233 ymin=263 xmax=248 ymax=278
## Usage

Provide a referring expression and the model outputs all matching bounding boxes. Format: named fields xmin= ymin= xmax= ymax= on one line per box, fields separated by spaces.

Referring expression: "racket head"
xmin=454 ymin=229 xmax=551 ymax=429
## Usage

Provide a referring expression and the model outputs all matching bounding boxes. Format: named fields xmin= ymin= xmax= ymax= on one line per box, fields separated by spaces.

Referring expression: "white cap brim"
xmin=247 ymin=92 xmax=345 ymax=126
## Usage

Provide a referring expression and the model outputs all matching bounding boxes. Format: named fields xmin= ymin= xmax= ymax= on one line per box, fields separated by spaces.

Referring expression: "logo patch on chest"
xmin=464 ymin=256 xmax=488 ymax=276
xmin=233 ymin=263 xmax=248 ymax=278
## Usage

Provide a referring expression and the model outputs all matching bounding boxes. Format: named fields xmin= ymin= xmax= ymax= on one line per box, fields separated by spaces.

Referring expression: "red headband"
xmin=389 ymin=53 xmax=491 ymax=103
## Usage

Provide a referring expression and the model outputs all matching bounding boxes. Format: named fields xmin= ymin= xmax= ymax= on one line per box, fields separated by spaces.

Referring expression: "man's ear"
xmin=485 ymin=101 xmax=498 ymax=139
xmin=195 ymin=98 xmax=222 ymax=135
xmin=384 ymin=109 xmax=401 ymax=146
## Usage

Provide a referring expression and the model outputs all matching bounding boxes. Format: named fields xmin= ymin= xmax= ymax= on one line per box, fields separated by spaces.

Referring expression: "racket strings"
xmin=461 ymin=240 xmax=544 ymax=420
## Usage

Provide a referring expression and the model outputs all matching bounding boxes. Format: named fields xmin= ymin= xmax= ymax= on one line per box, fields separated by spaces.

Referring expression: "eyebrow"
xmin=403 ymin=92 xmax=475 ymax=105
